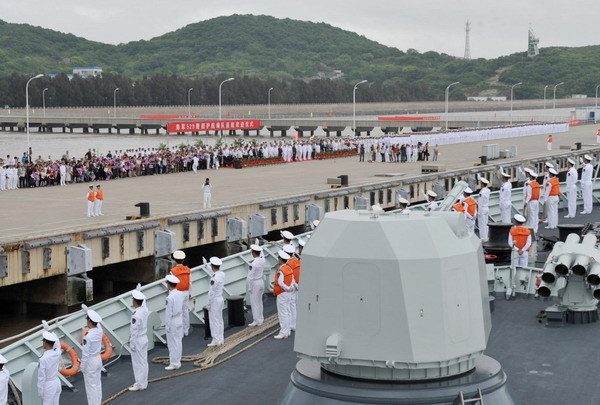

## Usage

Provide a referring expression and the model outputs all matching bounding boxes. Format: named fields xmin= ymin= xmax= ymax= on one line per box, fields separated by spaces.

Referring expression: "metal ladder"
xmin=459 ymin=388 xmax=484 ymax=405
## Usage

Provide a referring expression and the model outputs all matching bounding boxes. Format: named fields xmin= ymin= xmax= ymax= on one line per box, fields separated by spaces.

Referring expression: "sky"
xmin=1 ymin=0 xmax=599 ymax=59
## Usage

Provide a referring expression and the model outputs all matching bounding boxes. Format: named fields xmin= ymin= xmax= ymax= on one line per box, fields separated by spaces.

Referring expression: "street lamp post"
xmin=543 ymin=85 xmax=549 ymax=110
xmin=218 ymin=78 xmax=234 ymax=121
xmin=268 ymin=87 xmax=273 ymax=121
xmin=353 ymin=80 xmax=367 ymax=136
xmin=42 ymin=87 xmax=48 ymax=118
xmin=595 ymin=84 xmax=600 ymax=123
xmin=553 ymin=82 xmax=564 ymax=122
xmin=445 ymin=82 xmax=460 ymax=130
xmin=113 ymin=88 xmax=120 ymax=118
xmin=26 ymin=74 xmax=44 ymax=160
xmin=510 ymin=82 xmax=522 ymax=125
xmin=188 ymin=87 xmax=193 ymax=119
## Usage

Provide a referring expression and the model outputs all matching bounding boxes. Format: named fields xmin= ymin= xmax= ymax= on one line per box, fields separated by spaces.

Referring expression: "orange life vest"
xmin=547 ymin=136 xmax=553 ymax=143
xmin=510 ymin=226 xmax=531 ymax=251
xmin=288 ymin=256 xmax=301 ymax=284
xmin=453 ymin=202 xmax=465 ymax=212
xmin=87 ymin=191 xmax=96 ymax=202
xmin=171 ymin=264 xmax=191 ymax=291
xmin=463 ymin=197 xmax=477 ymax=217
xmin=273 ymin=264 xmax=293 ymax=296
xmin=549 ymin=177 xmax=560 ymax=196
xmin=96 ymin=190 xmax=104 ymax=200
xmin=529 ymin=181 xmax=541 ymax=201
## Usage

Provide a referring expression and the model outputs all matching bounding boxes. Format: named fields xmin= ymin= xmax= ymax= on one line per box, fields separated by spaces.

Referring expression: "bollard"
xmin=227 ymin=296 xmax=245 ymax=327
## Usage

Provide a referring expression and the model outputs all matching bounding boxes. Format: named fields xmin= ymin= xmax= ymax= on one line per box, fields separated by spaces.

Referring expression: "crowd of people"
xmin=357 ymin=140 xmax=438 ymax=162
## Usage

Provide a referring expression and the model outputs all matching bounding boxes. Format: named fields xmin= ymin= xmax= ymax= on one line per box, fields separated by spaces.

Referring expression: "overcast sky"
xmin=1 ymin=0 xmax=598 ymax=59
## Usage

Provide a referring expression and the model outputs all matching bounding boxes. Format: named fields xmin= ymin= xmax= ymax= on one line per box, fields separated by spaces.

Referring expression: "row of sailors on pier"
xmin=0 ymin=230 xmax=307 ymax=405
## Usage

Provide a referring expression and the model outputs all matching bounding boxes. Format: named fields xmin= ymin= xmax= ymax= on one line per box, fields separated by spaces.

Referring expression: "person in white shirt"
xmin=80 ymin=306 xmax=103 ymax=405
xmin=165 ymin=274 xmax=185 ymax=370
xmin=128 ymin=288 xmax=149 ymax=392
xmin=192 ymin=155 xmax=199 ymax=173
xmin=580 ymin=154 xmax=594 ymax=214
xmin=565 ymin=158 xmax=578 ymax=218
xmin=423 ymin=190 xmax=438 ymax=212
xmin=59 ymin=163 xmax=67 ymax=186
xmin=0 ymin=354 xmax=8 ymax=405
xmin=202 ymin=178 xmax=212 ymax=208
xmin=247 ymin=245 xmax=265 ymax=326
xmin=499 ymin=172 xmax=513 ymax=223
xmin=397 ymin=197 xmax=411 ymax=213
xmin=508 ymin=214 xmax=532 ymax=266
xmin=38 ymin=331 xmax=61 ymax=405
xmin=477 ymin=177 xmax=491 ymax=241
xmin=540 ymin=162 xmax=554 ymax=223
xmin=207 ymin=257 xmax=225 ymax=346
xmin=523 ymin=170 xmax=540 ymax=233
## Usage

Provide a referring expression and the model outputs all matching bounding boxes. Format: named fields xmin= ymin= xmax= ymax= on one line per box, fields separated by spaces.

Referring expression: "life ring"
xmin=59 ymin=342 xmax=80 ymax=376
xmin=82 ymin=328 xmax=113 ymax=361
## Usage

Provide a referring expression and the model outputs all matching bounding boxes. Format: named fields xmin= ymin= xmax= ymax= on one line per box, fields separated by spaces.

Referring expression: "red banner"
xmin=167 ymin=119 xmax=262 ymax=133
xmin=378 ymin=116 xmax=440 ymax=121
xmin=140 ymin=114 xmax=200 ymax=119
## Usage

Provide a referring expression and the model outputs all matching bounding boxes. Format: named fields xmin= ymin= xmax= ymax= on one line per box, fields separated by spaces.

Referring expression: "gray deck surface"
xmin=58 ymin=205 xmax=600 ymax=405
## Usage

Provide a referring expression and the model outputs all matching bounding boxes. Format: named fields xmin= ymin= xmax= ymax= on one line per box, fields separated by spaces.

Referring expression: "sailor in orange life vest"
xmin=0 ymin=354 xmax=8 ymax=405
xmin=80 ymin=305 xmax=104 ymax=405
xmin=476 ymin=177 xmax=490 ymax=242
xmin=164 ymin=274 xmax=184 ymax=370
xmin=509 ymin=214 xmax=532 ymax=266
xmin=38 ymin=331 xmax=61 ymax=405
xmin=499 ymin=171 xmax=513 ymax=223
xmin=565 ymin=158 xmax=578 ymax=218
xmin=547 ymin=134 xmax=553 ymax=151
xmin=544 ymin=168 xmax=561 ymax=229
xmin=207 ymin=256 xmax=225 ymax=347
xmin=170 ymin=250 xmax=192 ymax=336
xmin=461 ymin=188 xmax=477 ymax=233
xmin=397 ymin=197 xmax=411 ymax=213
xmin=128 ymin=287 xmax=149 ymax=392
xmin=523 ymin=169 xmax=540 ymax=233
xmin=274 ymin=250 xmax=295 ymax=340
xmin=283 ymin=244 xmax=300 ymax=331
xmin=94 ymin=184 xmax=104 ymax=216
xmin=86 ymin=185 xmax=96 ymax=217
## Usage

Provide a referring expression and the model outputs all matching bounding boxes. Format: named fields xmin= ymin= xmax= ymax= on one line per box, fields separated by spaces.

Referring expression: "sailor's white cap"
xmin=426 ymin=190 xmax=437 ymax=198
xmin=545 ymin=162 xmax=554 ymax=168
xmin=464 ymin=187 xmax=473 ymax=194
xmin=0 ymin=354 xmax=6 ymax=364
xmin=501 ymin=172 xmax=511 ymax=178
xmin=312 ymin=220 xmax=320 ymax=228
xmin=298 ymin=239 xmax=306 ymax=247
xmin=278 ymin=250 xmax=290 ymax=260
xmin=210 ymin=257 xmax=222 ymax=266
xmin=283 ymin=244 xmax=295 ymax=254
xmin=529 ymin=171 xmax=538 ymax=177
xmin=371 ymin=205 xmax=384 ymax=213
xmin=549 ymin=168 xmax=558 ymax=175
xmin=132 ymin=290 xmax=146 ymax=301
xmin=165 ymin=274 xmax=180 ymax=284
xmin=398 ymin=197 xmax=409 ymax=205
xmin=567 ymin=158 xmax=576 ymax=165
xmin=250 ymin=244 xmax=263 ymax=252
xmin=524 ymin=168 xmax=533 ymax=174
xmin=514 ymin=214 xmax=526 ymax=223
xmin=584 ymin=154 xmax=593 ymax=161
xmin=96 ymin=183 xmax=101 ymax=187
xmin=479 ymin=177 xmax=490 ymax=184
xmin=86 ymin=310 xmax=102 ymax=324
xmin=42 ymin=331 xmax=58 ymax=342
xmin=280 ymin=230 xmax=294 ymax=240
xmin=172 ymin=250 xmax=186 ymax=260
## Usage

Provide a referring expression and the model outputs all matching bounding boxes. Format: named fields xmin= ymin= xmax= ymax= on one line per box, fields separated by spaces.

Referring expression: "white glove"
xmin=81 ymin=304 xmax=89 ymax=313
xmin=202 ymin=257 xmax=208 ymax=266
xmin=42 ymin=320 xmax=50 ymax=331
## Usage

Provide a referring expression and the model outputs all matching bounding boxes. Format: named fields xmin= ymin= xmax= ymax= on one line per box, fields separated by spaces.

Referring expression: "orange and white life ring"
xmin=82 ymin=328 xmax=113 ymax=361
xmin=59 ymin=342 xmax=80 ymax=376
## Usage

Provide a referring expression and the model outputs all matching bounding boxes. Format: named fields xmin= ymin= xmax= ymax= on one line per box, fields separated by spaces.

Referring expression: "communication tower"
xmin=464 ymin=20 xmax=471 ymax=59
xmin=528 ymin=26 xmax=539 ymax=57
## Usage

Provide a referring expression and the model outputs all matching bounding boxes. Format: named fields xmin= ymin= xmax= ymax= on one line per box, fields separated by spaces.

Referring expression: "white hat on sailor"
xmin=464 ymin=187 xmax=473 ymax=194
xmin=0 ymin=354 xmax=6 ymax=364
xmin=480 ymin=177 xmax=490 ymax=184
xmin=514 ymin=214 xmax=526 ymax=223
xmin=398 ymin=197 xmax=409 ymax=205
xmin=584 ymin=154 xmax=593 ymax=161
xmin=545 ymin=162 xmax=554 ymax=168
xmin=567 ymin=158 xmax=576 ymax=165
xmin=549 ymin=168 xmax=558 ymax=175
xmin=132 ymin=290 xmax=146 ymax=301
xmin=210 ymin=257 xmax=222 ymax=266
xmin=278 ymin=250 xmax=290 ymax=260
xmin=283 ymin=244 xmax=295 ymax=254
xmin=501 ymin=172 xmax=511 ymax=178
xmin=529 ymin=171 xmax=538 ymax=177
xmin=250 ymin=244 xmax=263 ymax=252
xmin=312 ymin=220 xmax=320 ymax=228
xmin=172 ymin=250 xmax=186 ymax=260
xmin=165 ymin=274 xmax=180 ymax=284
xmin=42 ymin=331 xmax=58 ymax=342
xmin=280 ymin=230 xmax=294 ymax=240
xmin=426 ymin=190 xmax=437 ymax=198
xmin=298 ymin=239 xmax=306 ymax=247
xmin=524 ymin=168 xmax=532 ymax=174
xmin=86 ymin=310 xmax=102 ymax=324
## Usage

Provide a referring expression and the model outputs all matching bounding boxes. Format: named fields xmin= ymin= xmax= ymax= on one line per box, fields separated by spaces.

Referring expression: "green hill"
xmin=0 ymin=14 xmax=599 ymax=100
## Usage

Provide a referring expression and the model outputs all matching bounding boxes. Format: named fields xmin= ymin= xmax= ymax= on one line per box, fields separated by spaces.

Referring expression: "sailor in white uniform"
xmin=165 ymin=274 xmax=184 ymax=370
xmin=247 ymin=245 xmax=265 ymax=327
xmin=540 ymin=162 xmax=554 ymax=223
xmin=128 ymin=288 xmax=149 ymax=392
xmin=397 ymin=197 xmax=411 ymax=213
xmin=0 ymin=354 xmax=8 ymax=405
xmin=580 ymin=154 xmax=594 ymax=214
xmin=207 ymin=257 xmax=225 ymax=346
xmin=38 ymin=331 xmax=61 ymax=405
xmin=565 ymin=158 xmax=578 ymax=218
xmin=477 ymin=177 xmax=491 ymax=242
xmin=499 ymin=172 xmax=513 ymax=223
xmin=509 ymin=214 xmax=532 ymax=267
xmin=423 ymin=190 xmax=438 ymax=212
xmin=80 ymin=305 xmax=103 ymax=405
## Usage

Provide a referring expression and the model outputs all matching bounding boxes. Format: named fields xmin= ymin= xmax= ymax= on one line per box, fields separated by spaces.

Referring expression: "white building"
xmin=72 ymin=67 xmax=103 ymax=78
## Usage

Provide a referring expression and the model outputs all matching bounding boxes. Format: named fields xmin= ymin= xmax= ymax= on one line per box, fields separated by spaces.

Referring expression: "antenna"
xmin=464 ymin=20 xmax=471 ymax=59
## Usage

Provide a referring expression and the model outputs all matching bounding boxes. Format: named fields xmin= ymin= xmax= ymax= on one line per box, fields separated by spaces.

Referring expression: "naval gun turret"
xmin=281 ymin=209 xmax=515 ymax=404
